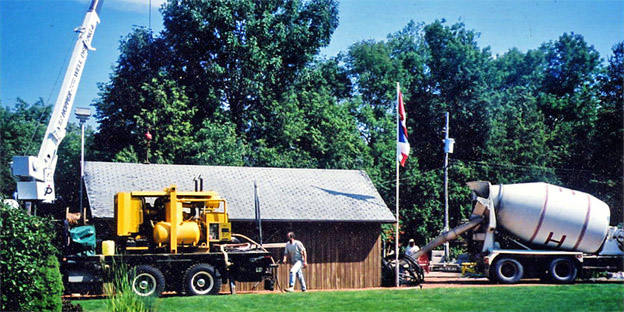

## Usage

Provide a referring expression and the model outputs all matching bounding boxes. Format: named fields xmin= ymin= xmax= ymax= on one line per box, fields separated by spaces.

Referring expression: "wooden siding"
xmin=227 ymin=222 xmax=382 ymax=292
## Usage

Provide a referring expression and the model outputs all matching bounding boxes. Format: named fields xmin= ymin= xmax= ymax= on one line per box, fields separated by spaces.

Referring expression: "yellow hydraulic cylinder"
xmin=168 ymin=186 xmax=179 ymax=253
xmin=153 ymin=221 xmax=200 ymax=245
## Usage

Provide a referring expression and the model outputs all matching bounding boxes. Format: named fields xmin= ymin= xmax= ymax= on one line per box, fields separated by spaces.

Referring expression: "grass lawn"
xmin=76 ymin=284 xmax=623 ymax=312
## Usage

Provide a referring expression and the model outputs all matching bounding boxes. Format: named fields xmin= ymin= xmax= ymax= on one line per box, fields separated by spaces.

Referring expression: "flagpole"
xmin=395 ymin=82 xmax=400 ymax=287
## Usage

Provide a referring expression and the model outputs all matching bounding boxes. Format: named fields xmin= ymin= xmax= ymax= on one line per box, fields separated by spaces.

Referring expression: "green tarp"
xmin=69 ymin=225 xmax=96 ymax=256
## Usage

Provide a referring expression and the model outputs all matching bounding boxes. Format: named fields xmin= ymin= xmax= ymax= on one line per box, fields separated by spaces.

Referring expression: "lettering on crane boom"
xmin=57 ymin=36 xmax=87 ymax=132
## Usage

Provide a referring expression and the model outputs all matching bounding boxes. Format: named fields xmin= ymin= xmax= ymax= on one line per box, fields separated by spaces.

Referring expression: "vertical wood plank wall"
xmin=229 ymin=222 xmax=382 ymax=292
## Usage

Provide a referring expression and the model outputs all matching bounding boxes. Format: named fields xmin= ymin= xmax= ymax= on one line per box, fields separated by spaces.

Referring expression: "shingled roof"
xmin=84 ymin=161 xmax=395 ymax=223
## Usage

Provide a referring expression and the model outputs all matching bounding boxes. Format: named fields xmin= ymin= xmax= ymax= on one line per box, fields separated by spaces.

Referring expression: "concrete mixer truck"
xmin=409 ymin=181 xmax=623 ymax=284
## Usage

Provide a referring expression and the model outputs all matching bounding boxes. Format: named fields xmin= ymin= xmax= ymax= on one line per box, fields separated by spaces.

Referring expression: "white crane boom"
xmin=11 ymin=0 xmax=103 ymax=203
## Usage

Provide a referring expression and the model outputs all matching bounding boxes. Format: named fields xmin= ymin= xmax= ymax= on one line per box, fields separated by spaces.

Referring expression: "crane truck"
xmin=8 ymin=0 xmax=277 ymax=296
xmin=62 ymin=185 xmax=277 ymax=296
xmin=405 ymin=181 xmax=623 ymax=284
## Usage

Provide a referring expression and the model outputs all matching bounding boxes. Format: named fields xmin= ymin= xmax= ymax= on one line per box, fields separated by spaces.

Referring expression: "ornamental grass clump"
xmin=104 ymin=264 xmax=158 ymax=312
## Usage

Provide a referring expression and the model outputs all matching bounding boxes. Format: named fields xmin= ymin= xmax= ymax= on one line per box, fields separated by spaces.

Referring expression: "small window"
xmin=209 ymin=223 xmax=219 ymax=240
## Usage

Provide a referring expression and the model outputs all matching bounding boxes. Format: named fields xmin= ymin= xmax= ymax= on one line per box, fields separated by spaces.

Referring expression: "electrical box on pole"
xmin=444 ymin=138 xmax=455 ymax=154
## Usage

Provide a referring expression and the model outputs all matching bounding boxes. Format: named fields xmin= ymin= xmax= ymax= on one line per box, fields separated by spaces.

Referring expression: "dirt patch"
xmin=251 ymin=272 xmax=623 ymax=294
xmin=419 ymin=272 xmax=548 ymax=289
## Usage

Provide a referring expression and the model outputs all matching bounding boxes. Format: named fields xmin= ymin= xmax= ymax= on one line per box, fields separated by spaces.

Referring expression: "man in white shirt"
xmin=406 ymin=238 xmax=420 ymax=258
xmin=283 ymin=231 xmax=307 ymax=292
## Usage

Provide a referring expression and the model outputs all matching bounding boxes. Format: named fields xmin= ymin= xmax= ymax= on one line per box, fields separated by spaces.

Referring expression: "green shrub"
xmin=0 ymin=202 xmax=64 ymax=312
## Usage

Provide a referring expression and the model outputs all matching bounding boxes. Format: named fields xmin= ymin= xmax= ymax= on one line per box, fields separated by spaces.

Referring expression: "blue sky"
xmin=1 ymin=0 xmax=623 ymax=125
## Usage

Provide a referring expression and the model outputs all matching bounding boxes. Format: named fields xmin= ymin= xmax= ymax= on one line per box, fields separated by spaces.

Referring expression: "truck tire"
xmin=494 ymin=258 xmax=523 ymax=284
xmin=131 ymin=265 xmax=166 ymax=297
xmin=548 ymin=257 xmax=577 ymax=283
xmin=184 ymin=263 xmax=222 ymax=296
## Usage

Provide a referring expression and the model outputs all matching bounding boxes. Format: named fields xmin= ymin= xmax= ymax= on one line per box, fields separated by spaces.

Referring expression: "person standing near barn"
xmin=283 ymin=231 xmax=307 ymax=292
xmin=405 ymin=238 xmax=420 ymax=258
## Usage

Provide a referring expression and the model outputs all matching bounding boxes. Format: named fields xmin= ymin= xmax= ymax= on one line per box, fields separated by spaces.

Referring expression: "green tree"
xmin=94 ymin=28 xmax=166 ymax=161
xmin=189 ymin=119 xmax=247 ymax=166
xmin=482 ymin=87 xmax=557 ymax=183
xmin=343 ymin=20 xmax=498 ymax=244
xmin=535 ymin=34 xmax=603 ymax=198
xmin=493 ymin=47 xmax=545 ymax=91
xmin=89 ymin=8 xmax=623 ymax=247
xmin=421 ymin=20 xmax=493 ymax=164
xmin=590 ymin=42 xmax=624 ymax=223
xmin=136 ymin=76 xmax=195 ymax=164
xmin=94 ymin=0 xmax=340 ymax=167
xmin=253 ymin=61 xmax=369 ymax=169
xmin=343 ymin=42 xmax=399 ymax=201
xmin=342 ymin=22 xmax=427 ymax=198
xmin=540 ymin=32 xmax=601 ymax=97
xmin=161 ymin=0 xmax=338 ymax=133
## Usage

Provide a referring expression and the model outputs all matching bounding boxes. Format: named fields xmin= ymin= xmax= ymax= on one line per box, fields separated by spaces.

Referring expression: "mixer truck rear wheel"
xmin=548 ymin=257 xmax=577 ymax=283
xmin=494 ymin=258 xmax=523 ymax=283
xmin=130 ymin=265 xmax=166 ymax=297
xmin=183 ymin=263 xmax=222 ymax=295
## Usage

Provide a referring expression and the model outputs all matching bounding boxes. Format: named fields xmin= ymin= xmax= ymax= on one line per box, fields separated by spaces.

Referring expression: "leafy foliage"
xmin=94 ymin=28 xmax=168 ymax=161
xmin=94 ymin=0 xmax=341 ymax=166
xmin=342 ymin=20 xmax=623 ymax=247
xmin=0 ymin=202 xmax=63 ymax=312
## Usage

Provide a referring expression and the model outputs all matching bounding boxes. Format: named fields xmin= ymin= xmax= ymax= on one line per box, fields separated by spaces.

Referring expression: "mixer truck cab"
xmin=468 ymin=181 xmax=624 ymax=284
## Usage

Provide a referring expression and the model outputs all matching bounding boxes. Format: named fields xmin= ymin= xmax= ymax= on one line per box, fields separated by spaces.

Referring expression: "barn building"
xmin=83 ymin=161 xmax=395 ymax=291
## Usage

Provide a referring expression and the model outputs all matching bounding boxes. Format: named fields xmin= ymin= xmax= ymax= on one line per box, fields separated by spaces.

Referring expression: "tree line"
xmin=1 ymin=0 xmax=622 ymax=247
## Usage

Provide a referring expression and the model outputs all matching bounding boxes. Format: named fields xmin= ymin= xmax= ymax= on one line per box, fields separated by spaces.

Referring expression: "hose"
xmin=230 ymin=233 xmax=282 ymax=291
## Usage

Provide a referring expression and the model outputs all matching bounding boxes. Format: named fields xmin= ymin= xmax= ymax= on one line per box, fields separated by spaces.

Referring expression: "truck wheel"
xmin=184 ymin=263 xmax=222 ymax=296
xmin=494 ymin=258 xmax=523 ymax=284
xmin=131 ymin=265 xmax=166 ymax=297
xmin=549 ymin=257 xmax=577 ymax=283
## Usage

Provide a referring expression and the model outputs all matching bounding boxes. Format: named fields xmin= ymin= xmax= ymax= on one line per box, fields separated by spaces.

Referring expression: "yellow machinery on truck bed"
xmin=115 ymin=185 xmax=232 ymax=254
xmin=62 ymin=185 xmax=276 ymax=297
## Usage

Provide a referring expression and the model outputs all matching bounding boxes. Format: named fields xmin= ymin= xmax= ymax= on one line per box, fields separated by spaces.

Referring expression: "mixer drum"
xmin=489 ymin=182 xmax=610 ymax=253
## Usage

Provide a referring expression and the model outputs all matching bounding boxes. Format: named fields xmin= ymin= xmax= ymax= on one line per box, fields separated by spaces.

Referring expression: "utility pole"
xmin=443 ymin=112 xmax=455 ymax=262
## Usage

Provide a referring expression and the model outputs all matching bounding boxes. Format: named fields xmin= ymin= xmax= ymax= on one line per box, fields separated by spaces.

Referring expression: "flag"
xmin=397 ymin=85 xmax=410 ymax=166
